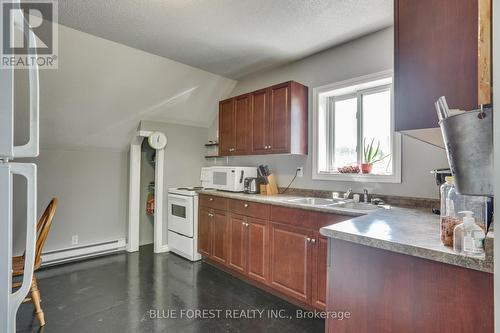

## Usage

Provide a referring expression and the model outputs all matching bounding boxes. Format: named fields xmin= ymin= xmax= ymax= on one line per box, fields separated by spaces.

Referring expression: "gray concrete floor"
xmin=17 ymin=244 xmax=324 ymax=332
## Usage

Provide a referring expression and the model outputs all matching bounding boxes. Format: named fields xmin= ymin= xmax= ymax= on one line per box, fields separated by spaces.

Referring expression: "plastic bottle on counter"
xmin=453 ymin=211 xmax=486 ymax=256
xmin=440 ymin=177 xmax=460 ymax=246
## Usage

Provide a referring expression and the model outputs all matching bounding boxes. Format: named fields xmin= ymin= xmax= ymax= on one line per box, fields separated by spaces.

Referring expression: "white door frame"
xmin=127 ymin=130 xmax=168 ymax=253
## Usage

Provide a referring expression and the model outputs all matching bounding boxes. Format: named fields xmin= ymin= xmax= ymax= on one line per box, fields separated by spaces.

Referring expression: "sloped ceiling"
xmin=58 ymin=0 xmax=393 ymax=79
xmin=14 ymin=24 xmax=236 ymax=150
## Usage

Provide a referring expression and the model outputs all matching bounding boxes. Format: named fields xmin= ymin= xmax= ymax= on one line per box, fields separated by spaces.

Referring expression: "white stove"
xmin=167 ymin=186 xmax=210 ymax=261
xmin=168 ymin=186 xmax=204 ymax=196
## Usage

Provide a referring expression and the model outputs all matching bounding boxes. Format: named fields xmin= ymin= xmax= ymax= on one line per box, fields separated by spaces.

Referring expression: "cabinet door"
xmin=247 ymin=217 xmax=268 ymax=284
xmin=233 ymin=94 xmax=250 ymax=155
xmin=228 ymin=214 xmax=247 ymax=274
xmin=211 ymin=209 xmax=229 ymax=265
xmin=250 ymin=89 xmax=269 ymax=154
xmin=311 ymin=234 xmax=328 ymax=310
xmin=219 ymin=98 xmax=234 ymax=155
xmin=198 ymin=207 xmax=212 ymax=257
xmin=395 ymin=0 xmax=479 ymax=131
xmin=269 ymin=222 xmax=312 ymax=303
xmin=269 ymin=83 xmax=290 ymax=153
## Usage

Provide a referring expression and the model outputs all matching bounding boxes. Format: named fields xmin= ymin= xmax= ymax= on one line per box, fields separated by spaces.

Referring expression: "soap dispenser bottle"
xmin=453 ymin=211 xmax=485 ymax=255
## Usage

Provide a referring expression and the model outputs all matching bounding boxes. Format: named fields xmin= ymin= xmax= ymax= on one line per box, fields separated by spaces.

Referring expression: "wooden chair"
xmin=12 ymin=198 xmax=58 ymax=327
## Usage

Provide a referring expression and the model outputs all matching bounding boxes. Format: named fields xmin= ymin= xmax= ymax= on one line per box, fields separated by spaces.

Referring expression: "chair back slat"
xmin=34 ymin=198 xmax=58 ymax=265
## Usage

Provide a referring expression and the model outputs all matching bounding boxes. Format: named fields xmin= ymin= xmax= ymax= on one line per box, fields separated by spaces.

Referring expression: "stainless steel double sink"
xmin=281 ymin=197 xmax=382 ymax=213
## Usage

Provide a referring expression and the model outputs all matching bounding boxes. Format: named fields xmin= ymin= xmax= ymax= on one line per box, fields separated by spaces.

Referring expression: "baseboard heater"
xmin=41 ymin=238 xmax=127 ymax=267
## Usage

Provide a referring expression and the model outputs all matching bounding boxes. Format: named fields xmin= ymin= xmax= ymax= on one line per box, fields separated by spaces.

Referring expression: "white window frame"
xmin=312 ymin=70 xmax=402 ymax=183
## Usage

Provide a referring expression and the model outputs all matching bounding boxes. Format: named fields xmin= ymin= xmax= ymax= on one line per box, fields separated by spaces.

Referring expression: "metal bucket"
xmin=439 ymin=107 xmax=493 ymax=196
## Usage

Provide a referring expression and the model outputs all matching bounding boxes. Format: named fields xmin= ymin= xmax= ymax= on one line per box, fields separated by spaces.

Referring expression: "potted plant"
xmin=361 ymin=138 xmax=390 ymax=174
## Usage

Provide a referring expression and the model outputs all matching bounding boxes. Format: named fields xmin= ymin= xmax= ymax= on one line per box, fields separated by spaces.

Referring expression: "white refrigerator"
xmin=0 ymin=5 xmax=40 ymax=333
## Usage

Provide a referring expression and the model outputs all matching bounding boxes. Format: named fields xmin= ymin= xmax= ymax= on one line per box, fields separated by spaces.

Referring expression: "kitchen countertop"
xmin=320 ymin=206 xmax=494 ymax=273
xmin=199 ymin=190 xmax=493 ymax=273
xmin=198 ymin=189 xmax=366 ymax=216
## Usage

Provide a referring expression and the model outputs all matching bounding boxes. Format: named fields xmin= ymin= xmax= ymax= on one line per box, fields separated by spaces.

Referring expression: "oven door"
xmin=167 ymin=194 xmax=194 ymax=237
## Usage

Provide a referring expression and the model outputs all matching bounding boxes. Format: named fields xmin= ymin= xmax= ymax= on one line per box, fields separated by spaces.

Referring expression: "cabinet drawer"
xmin=311 ymin=211 xmax=351 ymax=230
xmin=270 ymin=206 xmax=313 ymax=229
xmin=199 ymin=194 xmax=228 ymax=210
xmin=228 ymin=199 xmax=270 ymax=220
xmin=271 ymin=206 xmax=351 ymax=230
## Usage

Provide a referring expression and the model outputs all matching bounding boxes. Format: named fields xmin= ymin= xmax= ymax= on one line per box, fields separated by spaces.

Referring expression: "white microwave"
xmin=201 ymin=166 xmax=257 ymax=192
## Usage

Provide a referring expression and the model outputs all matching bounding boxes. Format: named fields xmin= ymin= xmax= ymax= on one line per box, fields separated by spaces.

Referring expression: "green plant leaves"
xmin=363 ymin=138 xmax=389 ymax=164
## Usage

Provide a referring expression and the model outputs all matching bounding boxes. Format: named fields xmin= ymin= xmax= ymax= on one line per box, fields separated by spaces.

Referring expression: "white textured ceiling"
xmin=14 ymin=23 xmax=236 ymax=150
xmin=58 ymin=0 xmax=393 ymax=79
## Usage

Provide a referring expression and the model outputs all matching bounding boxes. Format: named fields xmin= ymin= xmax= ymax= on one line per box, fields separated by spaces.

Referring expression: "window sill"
xmin=312 ymin=171 xmax=402 ymax=183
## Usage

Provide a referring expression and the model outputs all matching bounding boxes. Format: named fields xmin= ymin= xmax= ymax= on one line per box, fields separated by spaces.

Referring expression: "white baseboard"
xmin=154 ymin=244 xmax=169 ymax=254
xmin=41 ymin=238 xmax=127 ymax=266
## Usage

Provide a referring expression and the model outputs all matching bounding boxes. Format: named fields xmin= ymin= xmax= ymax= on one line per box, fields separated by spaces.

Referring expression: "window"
xmin=313 ymin=71 xmax=401 ymax=183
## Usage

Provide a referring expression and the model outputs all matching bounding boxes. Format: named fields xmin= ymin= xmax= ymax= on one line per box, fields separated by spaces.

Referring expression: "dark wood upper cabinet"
xmin=394 ymin=0 xmax=491 ymax=132
xmin=233 ymin=94 xmax=251 ymax=154
xmin=219 ymin=98 xmax=235 ymax=155
xmin=269 ymin=83 xmax=290 ymax=153
xmin=219 ymin=81 xmax=308 ymax=156
xmin=250 ymin=88 xmax=269 ymax=154
xmin=219 ymin=95 xmax=250 ymax=155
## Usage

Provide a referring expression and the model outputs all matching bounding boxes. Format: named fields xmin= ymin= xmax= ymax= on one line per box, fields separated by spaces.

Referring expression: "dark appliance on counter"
xmin=244 ymin=177 xmax=261 ymax=194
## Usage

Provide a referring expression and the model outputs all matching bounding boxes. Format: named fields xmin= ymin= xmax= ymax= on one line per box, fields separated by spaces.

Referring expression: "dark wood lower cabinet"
xmin=197 ymin=207 xmax=212 ymax=257
xmin=326 ymin=239 xmax=494 ymax=333
xmin=198 ymin=206 xmax=229 ymax=264
xmin=246 ymin=217 xmax=268 ymax=284
xmin=228 ymin=214 xmax=269 ymax=283
xmin=211 ymin=210 xmax=228 ymax=265
xmin=228 ymin=214 xmax=247 ymax=273
xmin=311 ymin=233 xmax=328 ymax=310
xmin=269 ymin=223 xmax=312 ymax=304
xmin=198 ymin=194 xmax=348 ymax=311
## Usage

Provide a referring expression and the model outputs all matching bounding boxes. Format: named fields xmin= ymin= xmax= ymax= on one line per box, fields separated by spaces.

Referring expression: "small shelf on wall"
xmin=204 ymin=141 xmax=220 ymax=160
xmin=205 ymin=142 xmax=219 ymax=147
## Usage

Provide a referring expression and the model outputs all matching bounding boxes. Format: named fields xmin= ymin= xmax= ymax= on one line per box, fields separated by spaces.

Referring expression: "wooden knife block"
xmin=260 ymin=174 xmax=279 ymax=196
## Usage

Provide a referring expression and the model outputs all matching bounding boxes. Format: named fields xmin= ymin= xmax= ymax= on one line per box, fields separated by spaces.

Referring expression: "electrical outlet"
xmin=296 ymin=167 xmax=304 ymax=178
xmin=71 ymin=235 xmax=79 ymax=246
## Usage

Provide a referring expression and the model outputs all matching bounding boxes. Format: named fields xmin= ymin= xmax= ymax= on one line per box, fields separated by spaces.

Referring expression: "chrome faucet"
xmin=363 ymin=189 xmax=369 ymax=203
xmin=343 ymin=188 xmax=353 ymax=199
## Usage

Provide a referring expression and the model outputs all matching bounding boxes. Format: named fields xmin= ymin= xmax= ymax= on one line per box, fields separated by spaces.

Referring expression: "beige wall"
xmin=208 ymin=28 xmax=449 ymax=199
xmin=12 ymin=23 xmax=221 ymax=254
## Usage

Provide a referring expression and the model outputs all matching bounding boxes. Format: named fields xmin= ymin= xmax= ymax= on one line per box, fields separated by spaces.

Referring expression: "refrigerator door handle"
xmin=11 ymin=9 xmax=39 ymax=159
xmin=9 ymin=163 xmax=37 ymax=325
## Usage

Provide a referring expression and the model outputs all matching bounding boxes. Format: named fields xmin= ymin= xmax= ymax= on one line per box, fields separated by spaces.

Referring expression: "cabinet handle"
xmin=209 ymin=198 xmax=214 ymax=201
xmin=245 ymin=223 xmax=249 ymax=227
xmin=244 ymin=203 xmax=249 ymax=208
xmin=242 ymin=222 xmax=246 ymax=226
xmin=208 ymin=213 xmax=214 ymax=217
xmin=306 ymin=237 xmax=311 ymax=243
xmin=311 ymin=238 xmax=316 ymax=244
xmin=268 ymin=145 xmax=272 ymax=149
